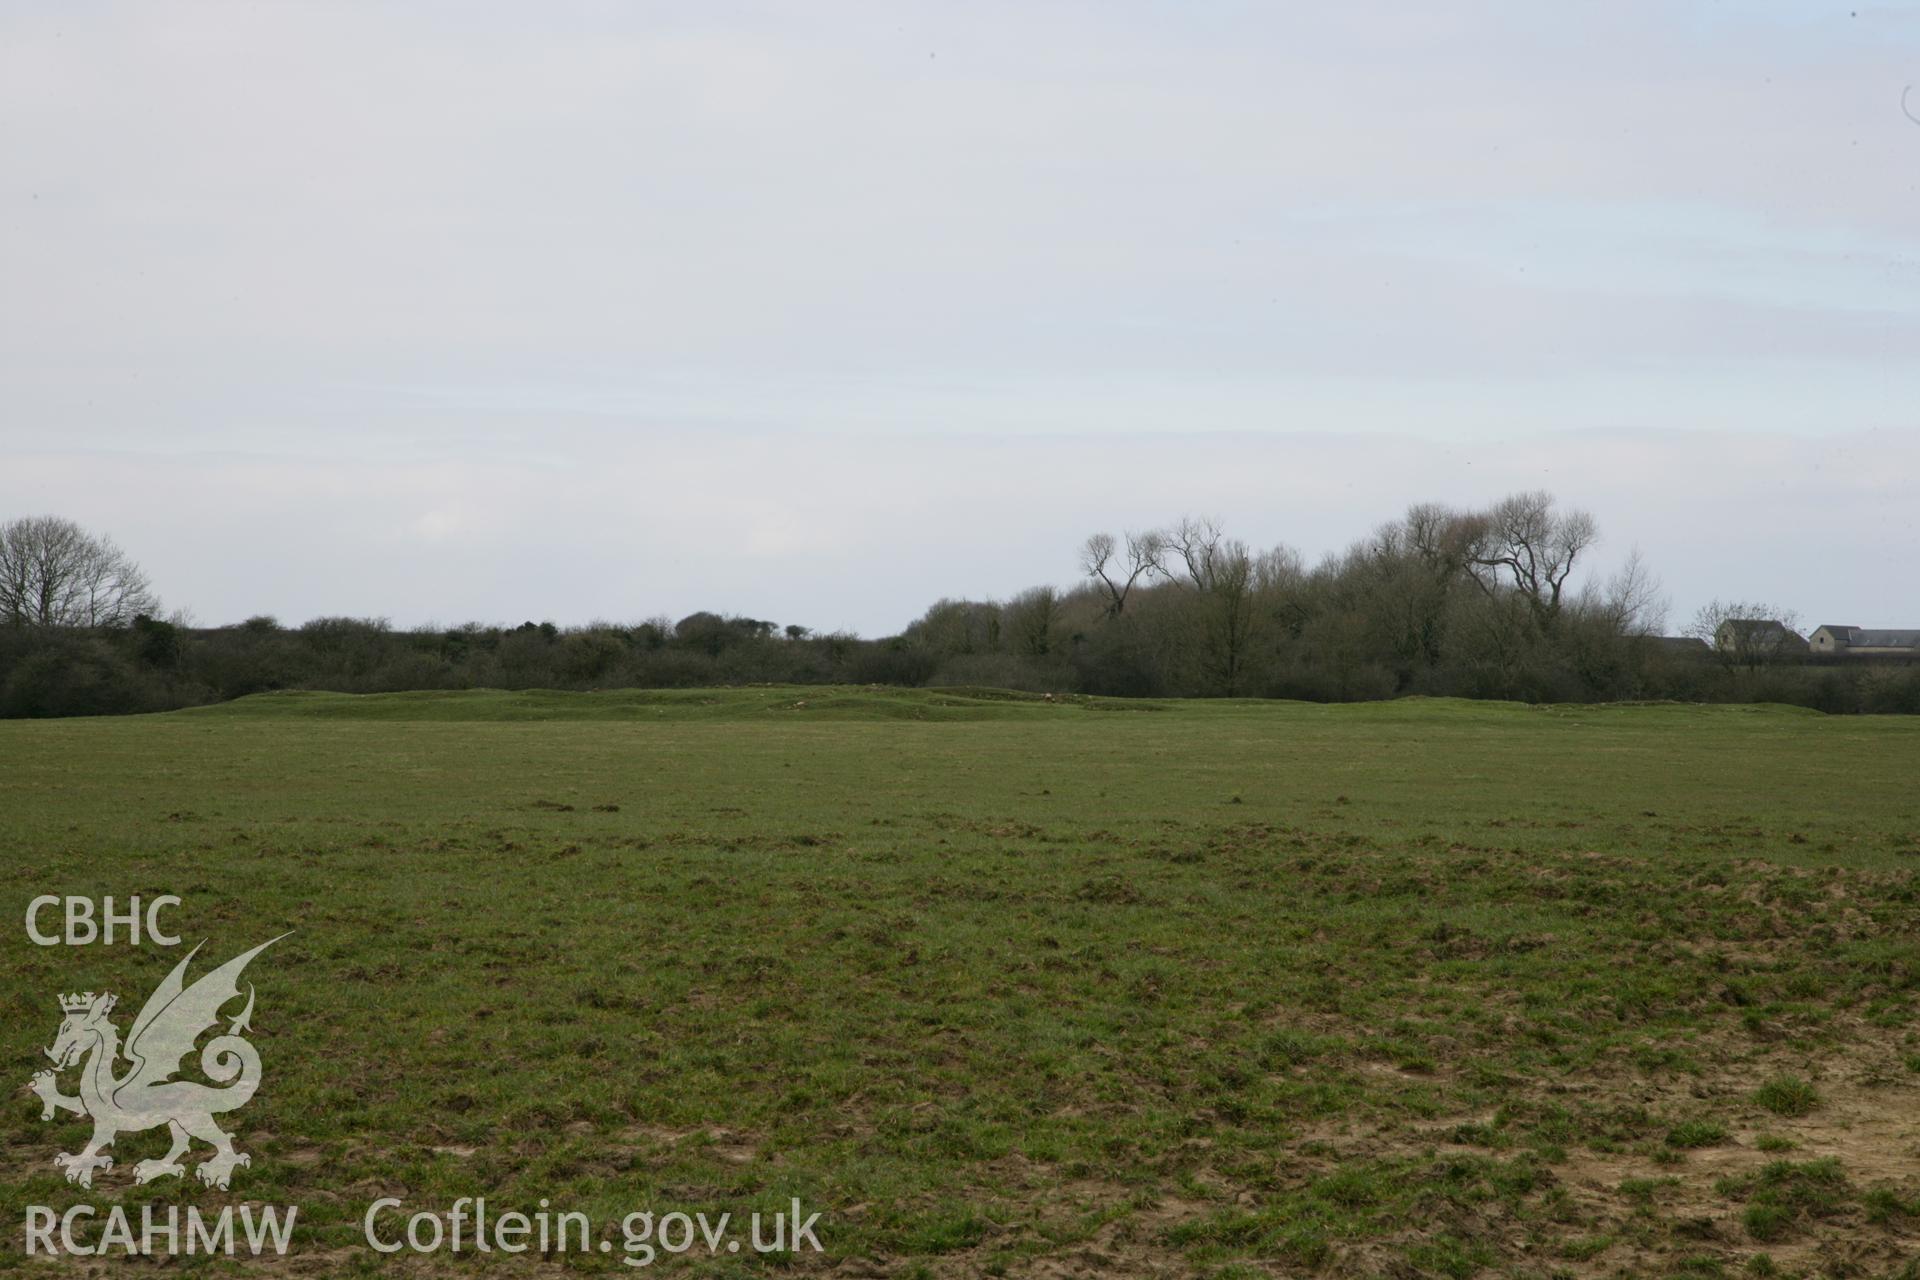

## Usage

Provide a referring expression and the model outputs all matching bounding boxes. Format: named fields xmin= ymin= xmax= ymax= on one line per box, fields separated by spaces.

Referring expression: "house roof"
xmin=1850 ymin=629 xmax=1920 ymax=648
xmin=1811 ymin=625 xmax=1856 ymax=637
xmin=1720 ymin=618 xmax=1794 ymax=635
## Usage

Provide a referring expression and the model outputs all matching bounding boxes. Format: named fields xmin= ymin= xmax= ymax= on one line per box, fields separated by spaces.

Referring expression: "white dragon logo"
xmin=27 ymin=936 xmax=285 ymax=1190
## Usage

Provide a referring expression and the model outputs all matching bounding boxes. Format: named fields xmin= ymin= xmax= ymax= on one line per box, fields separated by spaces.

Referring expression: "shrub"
xmin=0 ymin=635 xmax=161 ymax=718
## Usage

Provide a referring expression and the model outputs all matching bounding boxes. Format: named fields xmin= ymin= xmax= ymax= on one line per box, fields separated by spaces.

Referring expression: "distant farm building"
xmin=1808 ymin=626 xmax=1920 ymax=657
xmin=1714 ymin=619 xmax=1807 ymax=656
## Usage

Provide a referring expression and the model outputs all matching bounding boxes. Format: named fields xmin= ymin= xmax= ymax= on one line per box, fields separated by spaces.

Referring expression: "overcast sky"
xmin=3 ymin=2 xmax=1916 ymax=635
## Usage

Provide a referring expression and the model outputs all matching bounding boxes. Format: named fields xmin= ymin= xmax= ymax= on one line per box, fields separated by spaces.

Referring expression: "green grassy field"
xmin=2 ymin=688 xmax=1918 ymax=1277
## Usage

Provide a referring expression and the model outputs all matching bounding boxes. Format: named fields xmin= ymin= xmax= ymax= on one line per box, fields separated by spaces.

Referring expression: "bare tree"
xmin=1138 ymin=517 xmax=1305 ymax=695
xmin=1338 ymin=503 xmax=1479 ymax=673
xmin=1005 ymin=586 xmax=1064 ymax=657
xmin=1583 ymin=548 xmax=1666 ymax=637
xmin=0 ymin=516 xmax=159 ymax=628
xmin=1080 ymin=530 xmax=1163 ymax=617
xmin=1157 ymin=516 xmax=1235 ymax=592
xmin=1459 ymin=491 xmax=1597 ymax=631
xmin=908 ymin=598 xmax=1003 ymax=654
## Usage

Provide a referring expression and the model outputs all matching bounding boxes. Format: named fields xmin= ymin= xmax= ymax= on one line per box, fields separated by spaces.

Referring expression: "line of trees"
xmin=3 ymin=501 xmax=1917 ymax=718
xmin=911 ymin=493 xmax=1666 ymax=703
